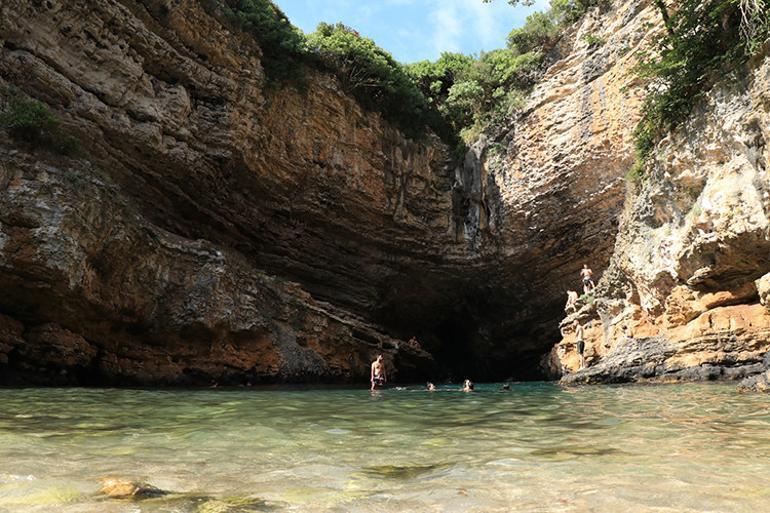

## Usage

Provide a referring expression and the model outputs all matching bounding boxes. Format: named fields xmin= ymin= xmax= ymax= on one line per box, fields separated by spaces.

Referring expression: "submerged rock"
xmin=99 ymin=477 xmax=167 ymax=500
xmin=196 ymin=497 xmax=271 ymax=513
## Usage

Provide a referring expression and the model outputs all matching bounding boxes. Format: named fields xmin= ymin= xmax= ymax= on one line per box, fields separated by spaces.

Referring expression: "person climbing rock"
xmin=370 ymin=354 xmax=387 ymax=391
xmin=565 ymin=290 xmax=579 ymax=312
xmin=573 ymin=320 xmax=586 ymax=370
xmin=580 ymin=264 xmax=595 ymax=295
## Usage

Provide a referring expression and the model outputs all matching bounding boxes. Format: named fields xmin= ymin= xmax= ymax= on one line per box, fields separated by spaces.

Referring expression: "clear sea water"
xmin=1 ymin=383 xmax=769 ymax=512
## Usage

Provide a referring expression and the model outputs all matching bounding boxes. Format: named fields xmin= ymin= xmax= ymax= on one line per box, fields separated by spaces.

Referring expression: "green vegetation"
xmin=406 ymin=49 xmax=539 ymax=143
xmin=205 ymin=0 xmax=307 ymax=82
xmin=204 ymin=1 xmax=451 ymax=140
xmin=0 ymin=87 xmax=79 ymax=155
xmin=205 ymin=0 xmax=612 ymax=147
xmin=632 ymin=0 xmax=770 ymax=179
xmin=306 ymin=23 xmax=444 ymax=140
xmin=405 ymin=0 xmax=613 ymax=143
xmin=583 ymin=33 xmax=606 ymax=47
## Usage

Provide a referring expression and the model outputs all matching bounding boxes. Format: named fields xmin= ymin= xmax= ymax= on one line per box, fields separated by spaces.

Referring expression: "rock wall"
xmin=0 ymin=0 xmax=445 ymax=384
xmin=453 ymin=0 xmax=660 ymax=366
xmin=548 ymin=47 xmax=770 ymax=385
xmin=0 ymin=0 xmax=664 ymax=384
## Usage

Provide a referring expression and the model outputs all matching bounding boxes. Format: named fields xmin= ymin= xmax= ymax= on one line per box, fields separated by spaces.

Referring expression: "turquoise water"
xmin=1 ymin=383 xmax=769 ymax=512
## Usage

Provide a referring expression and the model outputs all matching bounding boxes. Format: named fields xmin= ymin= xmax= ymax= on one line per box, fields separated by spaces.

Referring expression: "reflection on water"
xmin=1 ymin=383 xmax=770 ymax=512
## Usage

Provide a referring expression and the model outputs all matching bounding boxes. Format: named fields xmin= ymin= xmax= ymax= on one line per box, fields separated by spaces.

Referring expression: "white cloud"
xmin=430 ymin=1 xmax=463 ymax=54
xmin=428 ymin=0 xmax=548 ymax=57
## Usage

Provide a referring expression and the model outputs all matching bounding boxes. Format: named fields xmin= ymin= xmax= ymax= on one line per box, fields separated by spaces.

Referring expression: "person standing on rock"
xmin=574 ymin=320 xmax=586 ymax=370
xmin=370 ymin=354 xmax=387 ymax=391
xmin=580 ymin=264 xmax=595 ymax=295
xmin=565 ymin=290 xmax=579 ymax=312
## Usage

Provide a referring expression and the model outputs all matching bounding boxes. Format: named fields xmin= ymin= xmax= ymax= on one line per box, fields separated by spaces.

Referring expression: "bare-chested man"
xmin=565 ymin=290 xmax=579 ymax=312
xmin=370 ymin=354 xmax=387 ymax=391
xmin=580 ymin=264 xmax=595 ymax=295
xmin=573 ymin=320 xmax=586 ymax=369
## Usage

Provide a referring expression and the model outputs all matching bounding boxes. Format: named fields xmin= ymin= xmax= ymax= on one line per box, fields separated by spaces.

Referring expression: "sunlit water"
xmin=1 ymin=383 xmax=770 ymax=512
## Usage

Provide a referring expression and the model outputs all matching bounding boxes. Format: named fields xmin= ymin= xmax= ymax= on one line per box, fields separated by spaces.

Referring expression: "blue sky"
xmin=274 ymin=0 xmax=550 ymax=63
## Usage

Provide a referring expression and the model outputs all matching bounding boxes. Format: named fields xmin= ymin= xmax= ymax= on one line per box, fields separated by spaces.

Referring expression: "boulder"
xmin=99 ymin=477 xmax=167 ymax=500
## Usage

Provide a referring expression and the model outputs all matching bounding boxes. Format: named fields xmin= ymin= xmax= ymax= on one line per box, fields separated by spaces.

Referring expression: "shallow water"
xmin=1 ymin=383 xmax=769 ymax=512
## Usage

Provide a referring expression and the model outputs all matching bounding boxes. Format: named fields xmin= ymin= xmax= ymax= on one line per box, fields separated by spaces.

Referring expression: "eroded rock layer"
xmin=0 ymin=0 xmax=661 ymax=384
xmin=549 ymin=48 xmax=770 ymax=385
xmin=0 ymin=0 xmax=445 ymax=384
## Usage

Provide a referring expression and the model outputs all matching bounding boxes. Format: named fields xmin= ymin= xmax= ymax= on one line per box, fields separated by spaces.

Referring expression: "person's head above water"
xmin=462 ymin=379 xmax=474 ymax=391
xmin=427 ymin=382 xmax=436 ymax=391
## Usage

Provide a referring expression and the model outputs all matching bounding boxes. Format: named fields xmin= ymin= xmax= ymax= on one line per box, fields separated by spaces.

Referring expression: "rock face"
xmin=0 ymin=0 xmax=662 ymax=384
xmin=452 ymin=0 xmax=661 ymax=367
xmin=0 ymin=0 xmax=442 ymax=384
xmin=549 ymin=48 xmax=770 ymax=385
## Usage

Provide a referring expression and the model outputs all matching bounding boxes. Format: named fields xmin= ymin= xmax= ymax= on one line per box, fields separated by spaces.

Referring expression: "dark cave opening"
xmin=382 ymin=300 xmax=553 ymax=383
xmin=431 ymin=315 xmax=478 ymax=382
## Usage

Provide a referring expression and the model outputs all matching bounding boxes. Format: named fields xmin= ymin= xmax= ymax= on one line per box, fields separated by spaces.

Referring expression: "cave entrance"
xmin=431 ymin=314 xmax=478 ymax=382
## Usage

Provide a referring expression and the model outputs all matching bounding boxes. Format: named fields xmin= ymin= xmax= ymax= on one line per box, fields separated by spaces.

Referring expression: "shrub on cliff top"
xmin=306 ymin=23 xmax=445 ymax=139
xmin=632 ymin=0 xmax=770 ymax=176
xmin=205 ymin=0 xmax=308 ymax=83
xmin=0 ymin=88 xmax=79 ymax=155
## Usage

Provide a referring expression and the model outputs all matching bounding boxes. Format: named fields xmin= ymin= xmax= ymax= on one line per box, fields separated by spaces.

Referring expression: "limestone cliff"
xmin=454 ymin=0 xmax=660 ymax=367
xmin=0 ymin=0 xmax=445 ymax=384
xmin=548 ymin=46 xmax=770 ymax=385
xmin=0 ymin=0 xmax=662 ymax=385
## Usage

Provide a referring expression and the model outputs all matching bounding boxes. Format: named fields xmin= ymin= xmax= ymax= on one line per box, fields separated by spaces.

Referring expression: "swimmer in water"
xmin=427 ymin=382 xmax=437 ymax=391
xmin=462 ymin=379 xmax=474 ymax=392
xmin=370 ymin=354 xmax=387 ymax=391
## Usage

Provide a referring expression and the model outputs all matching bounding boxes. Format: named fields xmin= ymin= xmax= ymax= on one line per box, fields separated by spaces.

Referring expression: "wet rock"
xmin=738 ymin=371 xmax=770 ymax=392
xmin=99 ymin=477 xmax=167 ymax=500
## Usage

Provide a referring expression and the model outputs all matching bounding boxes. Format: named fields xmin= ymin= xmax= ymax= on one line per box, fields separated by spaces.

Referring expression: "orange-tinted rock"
xmin=99 ymin=477 xmax=166 ymax=500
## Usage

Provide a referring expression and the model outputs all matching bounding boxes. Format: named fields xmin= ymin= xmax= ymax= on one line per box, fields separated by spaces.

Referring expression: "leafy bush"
xmin=0 ymin=88 xmax=79 ymax=154
xmin=632 ymin=0 xmax=770 ymax=178
xmin=405 ymin=53 xmax=474 ymax=111
xmin=507 ymin=11 xmax=563 ymax=54
xmin=206 ymin=0 xmax=308 ymax=83
xmin=550 ymin=0 xmax=612 ymax=24
xmin=307 ymin=22 xmax=451 ymax=140
xmin=583 ymin=33 xmax=606 ymax=47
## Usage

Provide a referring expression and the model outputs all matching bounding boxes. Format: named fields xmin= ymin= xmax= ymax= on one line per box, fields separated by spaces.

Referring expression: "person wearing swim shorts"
xmin=370 ymin=354 xmax=387 ymax=391
xmin=580 ymin=264 xmax=595 ymax=295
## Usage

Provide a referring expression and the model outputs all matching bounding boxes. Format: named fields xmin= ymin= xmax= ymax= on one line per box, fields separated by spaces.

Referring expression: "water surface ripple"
xmin=1 ymin=383 xmax=769 ymax=512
